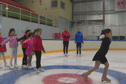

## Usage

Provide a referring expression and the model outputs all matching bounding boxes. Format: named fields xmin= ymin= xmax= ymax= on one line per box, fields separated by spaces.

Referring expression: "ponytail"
xmin=33 ymin=28 xmax=42 ymax=36
xmin=99 ymin=29 xmax=111 ymax=40
xmin=34 ymin=29 xmax=37 ymax=35
xmin=25 ymin=29 xmax=31 ymax=34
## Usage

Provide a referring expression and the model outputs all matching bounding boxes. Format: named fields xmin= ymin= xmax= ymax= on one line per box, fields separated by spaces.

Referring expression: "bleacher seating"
xmin=0 ymin=0 xmax=53 ymax=26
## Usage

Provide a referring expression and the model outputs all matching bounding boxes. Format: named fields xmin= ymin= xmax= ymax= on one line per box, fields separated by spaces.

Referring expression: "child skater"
xmin=17 ymin=29 xmax=31 ymax=68
xmin=75 ymin=28 xmax=84 ymax=56
xmin=0 ymin=32 xmax=8 ymax=68
xmin=82 ymin=29 xmax=112 ymax=82
xmin=33 ymin=28 xmax=45 ymax=73
xmin=0 ymin=28 xmax=20 ymax=70
xmin=21 ymin=32 xmax=34 ymax=69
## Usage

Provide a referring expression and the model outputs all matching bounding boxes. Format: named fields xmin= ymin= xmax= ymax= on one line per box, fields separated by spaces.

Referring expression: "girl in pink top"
xmin=0 ymin=28 xmax=20 ymax=70
xmin=22 ymin=32 xmax=34 ymax=69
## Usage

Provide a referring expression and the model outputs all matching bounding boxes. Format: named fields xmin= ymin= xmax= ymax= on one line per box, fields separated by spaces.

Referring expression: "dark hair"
xmin=34 ymin=28 xmax=42 ymax=35
xmin=8 ymin=28 xmax=15 ymax=36
xmin=25 ymin=29 xmax=31 ymax=34
xmin=101 ymin=29 xmax=111 ymax=36
xmin=28 ymin=32 xmax=34 ymax=37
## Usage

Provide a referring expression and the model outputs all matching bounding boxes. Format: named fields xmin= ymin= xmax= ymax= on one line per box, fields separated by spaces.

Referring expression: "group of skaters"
xmin=0 ymin=28 xmax=45 ymax=73
xmin=0 ymin=27 xmax=112 ymax=82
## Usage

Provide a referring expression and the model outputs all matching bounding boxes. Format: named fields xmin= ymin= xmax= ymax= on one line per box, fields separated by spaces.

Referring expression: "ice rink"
xmin=0 ymin=50 xmax=126 ymax=84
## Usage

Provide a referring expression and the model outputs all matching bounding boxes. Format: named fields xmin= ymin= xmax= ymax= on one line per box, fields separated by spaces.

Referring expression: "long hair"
xmin=33 ymin=29 xmax=37 ymax=35
xmin=8 ymin=28 xmax=15 ymax=36
xmin=25 ymin=29 xmax=31 ymax=34
xmin=28 ymin=32 xmax=34 ymax=37
xmin=101 ymin=29 xmax=111 ymax=36
xmin=33 ymin=28 xmax=42 ymax=35
xmin=99 ymin=29 xmax=111 ymax=40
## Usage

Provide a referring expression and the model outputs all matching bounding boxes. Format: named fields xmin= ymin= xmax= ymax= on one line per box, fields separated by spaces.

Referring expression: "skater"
xmin=75 ymin=28 xmax=84 ymax=56
xmin=0 ymin=32 xmax=8 ymax=68
xmin=33 ymin=28 xmax=45 ymax=73
xmin=82 ymin=29 xmax=112 ymax=82
xmin=62 ymin=28 xmax=70 ymax=56
xmin=21 ymin=32 xmax=34 ymax=69
xmin=17 ymin=29 xmax=31 ymax=68
xmin=0 ymin=28 xmax=20 ymax=70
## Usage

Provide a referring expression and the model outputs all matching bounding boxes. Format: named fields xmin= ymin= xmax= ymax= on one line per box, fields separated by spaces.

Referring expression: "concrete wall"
xmin=16 ymin=0 xmax=72 ymax=27
xmin=59 ymin=0 xmax=72 ymax=21
xmin=1 ymin=16 xmax=59 ymax=39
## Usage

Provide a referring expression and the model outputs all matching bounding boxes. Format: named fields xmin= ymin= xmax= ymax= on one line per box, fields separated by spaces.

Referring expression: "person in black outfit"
xmin=82 ymin=29 xmax=112 ymax=82
xmin=17 ymin=30 xmax=31 ymax=68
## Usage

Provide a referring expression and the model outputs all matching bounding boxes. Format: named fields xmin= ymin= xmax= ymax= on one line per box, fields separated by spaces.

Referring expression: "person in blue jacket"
xmin=75 ymin=28 xmax=84 ymax=55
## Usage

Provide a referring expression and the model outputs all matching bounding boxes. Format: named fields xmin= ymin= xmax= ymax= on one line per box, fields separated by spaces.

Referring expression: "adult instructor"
xmin=62 ymin=28 xmax=70 ymax=56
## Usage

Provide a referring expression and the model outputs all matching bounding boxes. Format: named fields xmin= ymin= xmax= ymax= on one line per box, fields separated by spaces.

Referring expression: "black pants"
xmin=76 ymin=43 xmax=81 ymax=54
xmin=63 ymin=41 xmax=69 ymax=54
xmin=35 ymin=51 xmax=41 ymax=69
xmin=22 ymin=48 xmax=27 ymax=65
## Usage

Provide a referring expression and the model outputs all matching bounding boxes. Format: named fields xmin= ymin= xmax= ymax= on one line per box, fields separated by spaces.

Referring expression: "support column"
xmin=6 ymin=4 xmax=8 ymax=17
xmin=46 ymin=15 xmax=47 ymax=25
xmin=103 ymin=0 xmax=105 ymax=29
xmin=38 ymin=13 xmax=40 ymax=24
xmin=30 ymin=12 xmax=31 ymax=22
xmin=20 ymin=8 xmax=21 ymax=20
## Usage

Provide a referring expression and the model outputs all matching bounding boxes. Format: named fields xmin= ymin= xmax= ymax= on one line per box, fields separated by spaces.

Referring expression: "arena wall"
xmin=1 ymin=40 xmax=126 ymax=60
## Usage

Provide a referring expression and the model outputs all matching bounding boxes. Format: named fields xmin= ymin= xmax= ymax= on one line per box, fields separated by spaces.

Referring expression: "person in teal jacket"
xmin=75 ymin=28 xmax=84 ymax=55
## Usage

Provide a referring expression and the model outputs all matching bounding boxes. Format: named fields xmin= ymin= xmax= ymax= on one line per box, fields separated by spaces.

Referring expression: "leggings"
xmin=27 ymin=54 xmax=32 ymax=66
xmin=0 ymin=52 xmax=7 ymax=64
xmin=10 ymin=47 xmax=17 ymax=66
xmin=22 ymin=48 xmax=27 ymax=65
xmin=76 ymin=43 xmax=81 ymax=54
xmin=63 ymin=41 xmax=69 ymax=54
xmin=35 ymin=51 xmax=42 ymax=69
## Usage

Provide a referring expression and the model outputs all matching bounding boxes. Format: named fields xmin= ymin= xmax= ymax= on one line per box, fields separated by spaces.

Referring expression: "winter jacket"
xmin=75 ymin=32 xmax=83 ymax=43
xmin=62 ymin=31 xmax=70 ymax=41
xmin=1 ymin=35 xmax=20 ymax=48
xmin=17 ymin=34 xmax=28 ymax=48
xmin=0 ymin=37 xmax=6 ymax=52
xmin=32 ymin=36 xmax=44 ymax=51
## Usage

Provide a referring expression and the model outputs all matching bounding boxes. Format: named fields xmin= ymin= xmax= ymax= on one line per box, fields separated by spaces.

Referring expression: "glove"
xmin=63 ymin=35 xmax=67 ymax=38
xmin=16 ymin=37 xmax=19 ymax=42
xmin=66 ymin=36 xmax=69 ymax=38
xmin=43 ymin=49 xmax=46 ymax=53
xmin=32 ymin=51 xmax=35 ymax=55
xmin=99 ymin=34 xmax=105 ymax=40
xmin=0 ymin=44 xmax=1 ymax=46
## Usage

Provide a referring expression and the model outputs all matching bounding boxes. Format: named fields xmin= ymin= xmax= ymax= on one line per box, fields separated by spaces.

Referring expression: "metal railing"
xmin=0 ymin=1 xmax=54 ymax=26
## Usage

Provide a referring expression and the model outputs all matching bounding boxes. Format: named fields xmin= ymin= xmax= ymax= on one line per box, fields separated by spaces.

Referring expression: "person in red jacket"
xmin=62 ymin=28 xmax=70 ymax=56
xmin=17 ymin=29 xmax=31 ymax=68
xmin=0 ymin=32 xmax=8 ymax=68
xmin=33 ymin=28 xmax=45 ymax=73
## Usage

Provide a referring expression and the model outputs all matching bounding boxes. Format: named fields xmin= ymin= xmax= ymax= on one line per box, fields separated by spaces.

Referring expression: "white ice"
xmin=0 ymin=50 xmax=126 ymax=84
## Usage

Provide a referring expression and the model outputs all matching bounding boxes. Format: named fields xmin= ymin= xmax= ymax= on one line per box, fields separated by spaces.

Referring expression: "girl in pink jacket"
xmin=22 ymin=32 xmax=34 ymax=69
xmin=0 ymin=28 xmax=20 ymax=70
